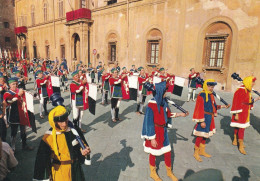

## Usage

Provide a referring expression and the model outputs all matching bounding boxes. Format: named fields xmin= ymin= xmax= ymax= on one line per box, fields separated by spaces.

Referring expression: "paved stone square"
xmin=6 ymin=75 xmax=260 ymax=181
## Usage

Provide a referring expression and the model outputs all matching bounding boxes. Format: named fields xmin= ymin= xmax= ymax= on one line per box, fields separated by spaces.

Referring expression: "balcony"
xmin=66 ymin=8 xmax=91 ymax=22
xmin=14 ymin=26 xmax=27 ymax=34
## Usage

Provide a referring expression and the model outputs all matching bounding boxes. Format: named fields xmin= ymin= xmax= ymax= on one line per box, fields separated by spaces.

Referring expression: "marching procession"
xmin=0 ymin=57 xmax=259 ymax=181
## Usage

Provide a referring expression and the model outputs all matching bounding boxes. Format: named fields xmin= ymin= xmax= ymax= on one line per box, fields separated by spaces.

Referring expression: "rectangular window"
xmin=148 ymin=40 xmax=159 ymax=64
xmin=46 ymin=45 xmax=50 ymax=58
xmin=81 ymin=0 xmax=86 ymax=8
xmin=205 ymin=35 xmax=227 ymax=68
xmin=61 ymin=45 xmax=65 ymax=59
xmin=5 ymin=37 xmax=10 ymax=42
xmin=110 ymin=44 xmax=116 ymax=62
xmin=4 ymin=22 xmax=9 ymax=28
xmin=107 ymin=0 xmax=117 ymax=5
xmin=31 ymin=12 xmax=35 ymax=25
xmin=59 ymin=1 xmax=64 ymax=18
xmin=44 ymin=4 xmax=48 ymax=22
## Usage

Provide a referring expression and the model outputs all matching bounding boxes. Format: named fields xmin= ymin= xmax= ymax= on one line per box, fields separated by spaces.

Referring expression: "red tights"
xmin=234 ymin=128 xmax=245 ymax=140
xmin=195 ymin=136 xmax=206 ymax=147
xmin=149 ymin=152 xmax=171 ymax=167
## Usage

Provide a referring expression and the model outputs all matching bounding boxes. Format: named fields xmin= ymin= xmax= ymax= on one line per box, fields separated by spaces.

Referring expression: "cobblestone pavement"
xmin=6 ymin=75 xmax=260 ymax=181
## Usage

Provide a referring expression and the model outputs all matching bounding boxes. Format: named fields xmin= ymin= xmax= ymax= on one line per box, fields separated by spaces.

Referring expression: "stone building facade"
xmin=14 ymin=0 xmax=260 ymax=91
xmin=0 ymin=0 xmax=16 ymax=51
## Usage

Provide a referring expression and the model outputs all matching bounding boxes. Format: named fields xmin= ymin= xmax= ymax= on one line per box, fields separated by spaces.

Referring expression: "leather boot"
xmin=166 ymin=166 xmax=178 ymax=181
xmin=238 ymin=139 xmax=247 ymax=155
xmin=193 ymin=145 xmax=202 ymax=162
xmin=232 ymin=134 xmax=238 ymax=146
xmin=149 ymin=165 xmax=162 ymax=181
xmin=199 ymin=143 xmax=211 ymax=157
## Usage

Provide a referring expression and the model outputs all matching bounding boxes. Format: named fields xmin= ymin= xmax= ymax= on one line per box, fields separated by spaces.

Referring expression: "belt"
xmin=52 ymin=159 xmax=76 ymax=165
xmin=154 ymin=123 xmax=166 ymax=127
xmin=204 ymin=111 xmax=214 ymax=116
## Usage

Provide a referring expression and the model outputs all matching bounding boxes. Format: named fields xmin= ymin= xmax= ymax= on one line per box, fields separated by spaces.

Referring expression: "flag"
xmin=88 ymin=83 xmax=97 ymax=115
xmin=172 ymin=76 xmax=185 ymax=97
xmin=128 ymin=75 xmax=138 ymax=100
xmin=20 ymin=92 xmax=37 ymax=133
xmin=153 ymin=76 xmax=162 ymax=84
xmin=50 ymin=76 xmax=61 ymax=93
xmin=122 ymin=77 xmax=130 ymax=100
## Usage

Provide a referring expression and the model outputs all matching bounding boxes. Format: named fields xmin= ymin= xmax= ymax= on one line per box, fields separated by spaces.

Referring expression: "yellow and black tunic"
xmin=33 ymin=126 xmax=87 ymax=181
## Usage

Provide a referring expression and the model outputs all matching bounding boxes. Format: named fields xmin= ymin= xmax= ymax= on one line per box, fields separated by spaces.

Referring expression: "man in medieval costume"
xmin=109 ymin=68 xmax=122 ymax=122
xmin=187 ymin=68 xmax=200 ymax=102
xmin=36 ymin=70 xmax=49 ymax=119
xmin=33 ymin=105 xmax=91 ymax=181
xmin=70 ymin=70 xmax=89 ymax=132
xmin=141 ymin=81 xmax=187 ymax=181
xmin=230 ymin=76 xmax=259 ymax=155
xmin=4 ymin=78 xmax=33 ymax=151
xmin=192 ymin=79 xmax=229 ymax=162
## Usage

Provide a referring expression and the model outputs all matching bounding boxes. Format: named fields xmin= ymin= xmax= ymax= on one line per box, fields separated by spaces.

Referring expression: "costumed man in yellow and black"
xmin=3 ymin=78 xmax=33 ymax=151
xmin=187 ymin=68 xmax=200 ymax=102
xmin=141 ymin=81 xmax=187 ymax=181
xmin=33 ymin=105 xmax=91 ymax=181
xmin=14 ymin=70 xmax=26 ymax=90
xmin=0 ymin=73 xmax=8 ymax=142
xmin=109 ymin=68 xmax=122 ymax=122
xmin=36 ymin=70 xmax=49 ymax=119
xmin=58 ymin=64 xmax=69 ymax=92
xmin=137 ymin=67 xmax=149 ymax=115
xmin=230 ymin=76 xmax=260 ymax=155
xmin=101 ymin=68 xmax=111 ymax=105
xmin=70 ymin=70 xmax=89 ymax=133
xmin=192 ymin=79 xmax=229 ymax=162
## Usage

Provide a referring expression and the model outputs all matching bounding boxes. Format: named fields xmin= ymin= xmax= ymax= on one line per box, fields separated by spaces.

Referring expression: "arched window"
xmin=146 ymin=29 xmax=163 ymax=64
xmin=43 ymin=3 xmax=48 ymax=22
xmin=203 ymin=22 xmax=232 ymax=70
xmin=107 ymin=33 xmax=117 ymax=62
xmin=58 ymin=0 xmax=64 ymax=18
xmin=31 ymin=5 xmax=35 ymax=25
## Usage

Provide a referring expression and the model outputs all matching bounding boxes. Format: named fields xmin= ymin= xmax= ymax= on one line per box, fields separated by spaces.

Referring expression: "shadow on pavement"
xmin=219 ymin=113 xmax=234 ymax=142
xmin=250 ymin=114 xmax=260 ymax=134
xmin=232 ymin=166 xmax=250 ymax=181
xmin=84 ymin=139 xmax=134 ymax=181
xmin=180 ymin=168 xmax=224 ymax=181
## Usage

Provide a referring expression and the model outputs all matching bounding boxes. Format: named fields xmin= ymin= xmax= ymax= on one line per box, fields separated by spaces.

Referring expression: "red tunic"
xmin=143 ymin=100 xmax=173 ymax=156
xmin=36 ymin=77 xmax=48 ymax=94
xmin=109 ymin=76 xmax=122 ymax=95
xmin=23 ymin=64 xmax=28 ymax=77
xmin=70 ymin=81 xmax=89 ymax=110
xmin=230 ymin=86 xmax=253 ymax=128
xmin=4 ymin=89 xmax=31 ymax=127
xmin=102 ymin=73 xmax=111 ymax=88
